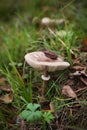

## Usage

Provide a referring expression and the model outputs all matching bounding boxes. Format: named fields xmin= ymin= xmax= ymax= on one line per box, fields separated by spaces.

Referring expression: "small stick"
xmin=75 ymin=87 xmax=87 ymax=93
xmin=80 ymin=77 xmax=87 ymax=85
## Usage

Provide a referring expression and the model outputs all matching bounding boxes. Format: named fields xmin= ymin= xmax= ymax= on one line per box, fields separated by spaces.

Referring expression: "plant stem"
xmin=42 ymin=121 xmax=46 ymax=130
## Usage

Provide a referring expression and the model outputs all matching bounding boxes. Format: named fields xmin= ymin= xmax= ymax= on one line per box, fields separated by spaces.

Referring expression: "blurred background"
xmin=0 ymin=0 xmax=87 ymax=32
xmin=0 ymin=0 xmax=87 ymax=64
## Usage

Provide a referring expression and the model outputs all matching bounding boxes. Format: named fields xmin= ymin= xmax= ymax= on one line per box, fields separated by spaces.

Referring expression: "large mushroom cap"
xmin=25 ymin=51 xmax=70 ymax=72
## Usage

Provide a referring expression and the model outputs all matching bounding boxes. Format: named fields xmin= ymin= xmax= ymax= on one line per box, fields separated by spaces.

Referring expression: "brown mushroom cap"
xmin=25 ymin=51 xmax=70 ymax=72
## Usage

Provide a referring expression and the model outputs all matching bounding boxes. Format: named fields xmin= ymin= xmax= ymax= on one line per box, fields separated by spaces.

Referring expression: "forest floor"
xmin=0 ymin=1 xmax=87 ymax=130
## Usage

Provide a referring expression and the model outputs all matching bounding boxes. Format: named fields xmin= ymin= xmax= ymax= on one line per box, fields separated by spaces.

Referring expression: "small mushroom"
xmin=41 ymin=17 xmax=65 ymax=25
xmin=41 ymin=17 xmax=51 ymax=25
xmin=25 ymin=51 xmax=70 ymax=95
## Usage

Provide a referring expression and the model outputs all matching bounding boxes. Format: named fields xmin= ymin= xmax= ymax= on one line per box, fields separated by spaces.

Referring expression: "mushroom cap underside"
xmin=25 ymin=51 xmax=70 ymax=72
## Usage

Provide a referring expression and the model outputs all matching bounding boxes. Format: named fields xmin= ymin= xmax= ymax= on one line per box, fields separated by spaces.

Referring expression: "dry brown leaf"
xmin=0 ymin=91 xmax=14 ymax=103
xmin=0 ymin=77 xmax=6 ymax=85
xmin=0 ymin=85 xmax=11 ymax=92
xmin=62 ymin=85 xmax=77 ymax=98
xmin=0 ymin=77 xmax=12 ymax=92
xmin=72 ymin=66 xmax=86 ymax=71
xmin=84 ymin=38 xmax=87 ymax=46
xmin=43 ymin=50 xmax=58 ymax=60
xmin=49 ymin=102 xmax=55 ymax=113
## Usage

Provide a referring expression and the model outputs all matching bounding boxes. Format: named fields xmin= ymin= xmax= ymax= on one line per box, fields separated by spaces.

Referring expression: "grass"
xmin=0 ymin=21 xmax=39 ymax=65
xmin=0 ymin=51 xmax=34 ymax=106
xmin=0 ymin=1 xmax=87 ymax=130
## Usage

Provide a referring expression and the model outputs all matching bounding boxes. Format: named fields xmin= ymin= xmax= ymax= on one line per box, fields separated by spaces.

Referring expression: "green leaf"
xmin=34 ymin=111 xmax=42 ymax=119
xmin=20 ymin=103 xmax=42 ymax=123
xmin=26 ymin=111 xmax=42 ymax=122
xmin=27 ymin=103 xmax=40 ymax=112
xmin=43 ymin=112 xmax=54 ymax=124
xmin=20 ymin=110 xmax=31 ymax=120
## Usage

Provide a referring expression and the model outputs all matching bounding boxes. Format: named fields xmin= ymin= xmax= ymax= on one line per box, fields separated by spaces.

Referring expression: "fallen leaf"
xmin=49 ymin=102 xmax=55 ymax=113
xmin=80 ymin=39 xmax=87 ymax=52
xmin=72 ymin=65 xmax=86 ymax=71
xmin=62 ymin=85 xmax=77 ymax=98
xmin=72 ymin=58 xmax=80 ymax=64
xmin=43 ymin=50 xmax=58 ymax=60
xmin=70 ymin=65 xmax=87 ymax=77
xmin=0 ymin=91 xmax=14 ymax=103
xmin=0 ymin=85 xmax=12 ymax=92
xmin=0 ymin=77 xmax=6 ymax=85
xmin=84 ymin=38 xmax=87 ymax=46
xmin=0 ymin=77 xmax=12 ymax=92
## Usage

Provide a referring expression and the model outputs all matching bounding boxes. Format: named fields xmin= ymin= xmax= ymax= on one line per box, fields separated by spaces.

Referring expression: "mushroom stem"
xmin=42 ymin=71 xmax=48 ymax=94
xmin=42 ymin=81 xmax=47 ymax=94
xmin=41 ymin=67 xmax=50 ymax=95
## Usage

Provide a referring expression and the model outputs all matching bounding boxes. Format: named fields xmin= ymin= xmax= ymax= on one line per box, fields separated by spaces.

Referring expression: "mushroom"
xmin=41 ymin=17 xmax=65 ymax=25
xmin=25 ymin=51 xmax=70 ymax=95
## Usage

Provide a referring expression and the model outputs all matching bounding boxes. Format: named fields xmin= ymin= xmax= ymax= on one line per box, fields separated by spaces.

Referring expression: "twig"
xmin=80 ymin=77 xmax=87 ymax=85
xmin=75 ymin=87 xmax=87 ymax=93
